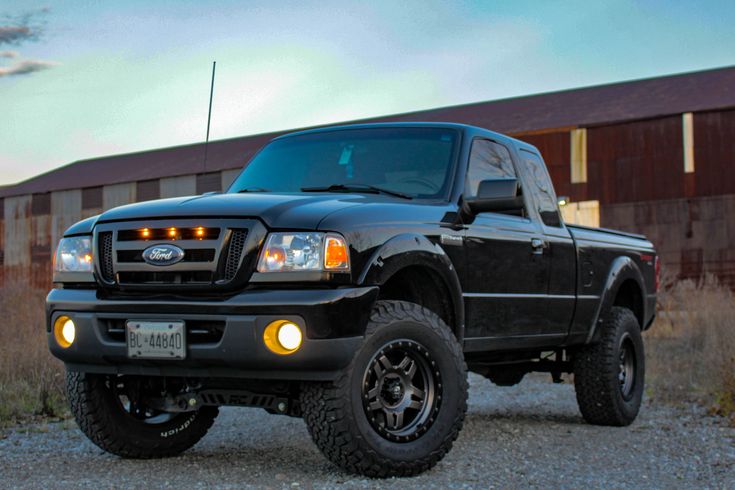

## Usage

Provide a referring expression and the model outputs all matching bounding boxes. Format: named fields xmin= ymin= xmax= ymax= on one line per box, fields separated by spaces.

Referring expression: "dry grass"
xmin=0 ymin=283 xmax=67 ymax=427
xmin=647 ymin=275 xmax=735 ymax=423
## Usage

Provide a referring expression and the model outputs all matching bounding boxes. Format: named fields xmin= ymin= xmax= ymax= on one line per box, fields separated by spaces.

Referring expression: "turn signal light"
xmin=263 ymin=320 xmax=303 ymax=355
xmin=324 ymin=235 xmax=349 ymax=270
xmin=53 ymin=316 xmax=76 ymax=348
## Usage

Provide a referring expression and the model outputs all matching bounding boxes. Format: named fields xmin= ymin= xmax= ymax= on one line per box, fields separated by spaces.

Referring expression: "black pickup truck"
xmin=48 ymin=123 xmax=657 ymax=477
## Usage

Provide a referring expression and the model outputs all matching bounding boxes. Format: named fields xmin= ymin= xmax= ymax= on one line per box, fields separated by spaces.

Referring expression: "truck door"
xmin=517 ymin=149 xmax=576 ymax=335
xmin=462 ymin=139 xmax=551 ymax=340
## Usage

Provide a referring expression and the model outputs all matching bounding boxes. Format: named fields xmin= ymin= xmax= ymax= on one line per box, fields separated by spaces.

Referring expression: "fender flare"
xmin=585 ymin=256 xmax=647 ymax=343
xmin=357 ymin=233 xmax=465 ymax=341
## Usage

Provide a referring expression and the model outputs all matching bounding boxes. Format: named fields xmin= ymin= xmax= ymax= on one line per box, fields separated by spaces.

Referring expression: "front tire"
xmin=67 ymin=372 xmax=218 ymax=458
xmin=301 ymin=300 xmax=468 ymax=478
xmin=573 ymin=306 xmax=645 ymax=426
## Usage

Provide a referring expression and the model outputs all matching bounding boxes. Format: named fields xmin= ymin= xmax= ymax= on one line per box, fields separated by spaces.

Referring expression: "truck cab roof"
xmin=275 ymin=122 xmax=540 ymax=155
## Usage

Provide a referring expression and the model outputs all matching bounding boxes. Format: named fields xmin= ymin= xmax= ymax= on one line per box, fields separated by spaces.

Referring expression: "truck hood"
xmin=95 ymin=192 xmax=366 ymax=230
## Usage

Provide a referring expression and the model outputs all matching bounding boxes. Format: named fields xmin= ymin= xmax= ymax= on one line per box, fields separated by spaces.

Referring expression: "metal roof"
xmin=2 ymin=65 xmax=734 ymax=199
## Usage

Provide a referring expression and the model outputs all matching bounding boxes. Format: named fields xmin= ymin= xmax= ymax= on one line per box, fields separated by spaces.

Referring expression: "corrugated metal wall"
xmin=692 ymin=109 xmax=735 ymax=196
xmin=602 ymin=195 xmax=735 ymax=285
xmin=0 ymin=198 xmax=4 ymax=286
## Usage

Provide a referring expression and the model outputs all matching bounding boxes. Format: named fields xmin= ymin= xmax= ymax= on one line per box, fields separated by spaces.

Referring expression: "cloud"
xmin=0 ymin=9 xmax=46 ymax=46
xmin=0 ymin=25 xmax=36 ymax=46
xmin=0 ymin=10 xmax=55 ymax=78
xmin=0 ymin=59 xmax=57 ymax=77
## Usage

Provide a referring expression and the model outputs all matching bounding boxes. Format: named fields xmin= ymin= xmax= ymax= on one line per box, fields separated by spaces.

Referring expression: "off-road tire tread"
xmin=573 ymin=306 xmax=643 ymax=426
xmin=301 ymin=300 xmax=468 ymax=478
xmin=67 ymin=371 xmax=218 ymax=458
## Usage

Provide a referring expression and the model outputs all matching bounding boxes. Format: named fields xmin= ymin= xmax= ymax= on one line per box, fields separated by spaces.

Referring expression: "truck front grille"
xmin=223 ymin=229 xmax=248 ymax=281
xmin=99 ymin=232 xmax=114 ymax=282
xmin=95 ymin=219 xmax=256 ymax=289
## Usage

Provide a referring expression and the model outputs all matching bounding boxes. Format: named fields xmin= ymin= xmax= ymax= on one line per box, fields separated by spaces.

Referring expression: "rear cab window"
xmin=519 ymin=149 xmax=562 ymax=227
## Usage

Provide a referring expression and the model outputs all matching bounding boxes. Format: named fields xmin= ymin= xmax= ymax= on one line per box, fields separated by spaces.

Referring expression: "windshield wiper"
xmin=301 ymin=183 xmax=412 ymax=200
xmin=237 ymin=188 xmax=270 ymax=193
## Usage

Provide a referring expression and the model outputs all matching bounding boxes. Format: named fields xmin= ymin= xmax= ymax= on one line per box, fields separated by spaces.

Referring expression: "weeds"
xmin=0 ymin=283 xmax=66 ymax=427
xmin=647 ymin=275 xmax=735 ymax=424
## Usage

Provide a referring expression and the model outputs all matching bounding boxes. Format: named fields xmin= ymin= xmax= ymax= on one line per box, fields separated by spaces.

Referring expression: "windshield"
xmin=227 ymin=127 xmax=459 ymax=199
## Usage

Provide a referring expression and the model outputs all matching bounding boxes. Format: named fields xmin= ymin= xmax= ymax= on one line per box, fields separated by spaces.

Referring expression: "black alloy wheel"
xmin=618 ymin=332 xmax=637 ymax=400
xmin=362 ymin=339 xmax=441 ymax=442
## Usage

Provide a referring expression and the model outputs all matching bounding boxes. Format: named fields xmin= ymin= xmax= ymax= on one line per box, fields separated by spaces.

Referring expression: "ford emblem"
xmin=142 ymin=244 xmax=185 ymax=266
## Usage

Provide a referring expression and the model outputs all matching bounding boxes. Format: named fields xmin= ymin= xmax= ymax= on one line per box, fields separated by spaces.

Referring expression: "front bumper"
xmin=47 ymin=286 xmax=379 ymax=381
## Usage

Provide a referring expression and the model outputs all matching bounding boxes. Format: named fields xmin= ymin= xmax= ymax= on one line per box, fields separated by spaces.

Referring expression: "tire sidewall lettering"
xmin=160 ymin=412 xmax=198 ymax=438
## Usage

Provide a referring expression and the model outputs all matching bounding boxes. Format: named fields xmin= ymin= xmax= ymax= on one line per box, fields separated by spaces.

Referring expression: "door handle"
xmin=531 ymin=238 xmax=548 ymax=254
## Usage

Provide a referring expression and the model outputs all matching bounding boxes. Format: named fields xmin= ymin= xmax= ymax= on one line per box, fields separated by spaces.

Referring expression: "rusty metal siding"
xmin=601 ymin=193 xmax=735 ymax=286
xmin=30 ymin=192 xmax=51 ymax=287
xmin=51 ymin=190 xmax=82 ymax=247
xmin=3 ymin=195 xmax=32 ymax=279
xmin=693 ymin=109 xmax=735 ymax=197
xmin=82 ymin=187 xmax=103 ymax=210
xmin=136 ymin=179 xmax=160 ymax=202
xmin=221 ymin=169 xmax=241 ymax=191
xmin=587 ymin=116 xmax=685 ymax=204
xmin=161 ymin=175 xmax=196 ymax=198
xmin=196 ymin=172 xmax=222 ymax=194
xmin=31 ymin=193 xmax=51 ymax=216
xmin=103 ymin=182 xmax=136 ymax=210
xmin=0 ymin=204 xmax=4 ymax=284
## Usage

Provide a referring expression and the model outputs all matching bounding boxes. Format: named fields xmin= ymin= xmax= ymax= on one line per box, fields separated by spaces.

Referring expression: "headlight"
xmin=257 ymin=232 xmax=350 ymax=273
xmin=54 ymin=236 xmax=93 ymax=273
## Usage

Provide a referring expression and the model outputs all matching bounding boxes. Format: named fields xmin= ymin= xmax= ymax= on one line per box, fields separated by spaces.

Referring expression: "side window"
xmin=520 ymin=150 xmax=562 ymax=227
xmin=465 ymin=139 xmax=516 ymax=198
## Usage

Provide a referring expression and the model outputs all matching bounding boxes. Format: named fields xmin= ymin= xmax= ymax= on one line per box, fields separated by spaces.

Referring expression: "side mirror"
xmin=465 ymin=178 xmax=524 ymax=214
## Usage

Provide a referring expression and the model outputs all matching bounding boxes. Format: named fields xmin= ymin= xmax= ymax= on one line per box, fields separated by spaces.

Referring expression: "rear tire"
xmin=67 ymin=372 xmax=218 ymax=458
xmin=573 ymin=307 xmax=645 ymax=426
xmin=301 ymin=300 xmax=468 ymax=478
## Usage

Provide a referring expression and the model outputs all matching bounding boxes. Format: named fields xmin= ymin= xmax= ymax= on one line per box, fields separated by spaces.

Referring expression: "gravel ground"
xmin=1 ymin=374 xmax=733 ymax=489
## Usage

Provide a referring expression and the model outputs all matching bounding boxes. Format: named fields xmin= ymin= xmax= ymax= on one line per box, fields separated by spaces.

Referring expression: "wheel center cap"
xmin=380 ymin=375 xmax=404 ymax=405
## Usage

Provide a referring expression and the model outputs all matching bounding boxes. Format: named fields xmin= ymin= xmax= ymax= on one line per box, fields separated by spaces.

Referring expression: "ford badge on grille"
xmin=142 ymin=244 xmax=185 ymax=266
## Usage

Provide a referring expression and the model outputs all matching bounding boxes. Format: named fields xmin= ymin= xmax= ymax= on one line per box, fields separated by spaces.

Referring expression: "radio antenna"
xmin=203 ymin=61 xmax=216 ymax=171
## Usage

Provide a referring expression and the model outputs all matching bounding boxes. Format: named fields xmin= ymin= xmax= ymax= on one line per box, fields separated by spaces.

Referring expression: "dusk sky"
xmin=1 ymin=0 xmax=734 ymax=186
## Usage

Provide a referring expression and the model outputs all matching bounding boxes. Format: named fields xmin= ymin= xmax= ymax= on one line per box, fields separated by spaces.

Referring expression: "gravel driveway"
xmin=2 ymin=374 xmax=733 ymax=489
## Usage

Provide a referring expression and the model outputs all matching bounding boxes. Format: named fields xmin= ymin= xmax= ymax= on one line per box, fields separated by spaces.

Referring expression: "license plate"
xmin=127 ymin=321 xmax=186 ymax=360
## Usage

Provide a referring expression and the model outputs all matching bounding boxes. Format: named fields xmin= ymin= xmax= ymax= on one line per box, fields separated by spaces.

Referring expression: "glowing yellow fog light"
xmin=263 ymin=320 xmax=303 ymax=355
xmin=53 ymin=316 xmax=76 ymax=348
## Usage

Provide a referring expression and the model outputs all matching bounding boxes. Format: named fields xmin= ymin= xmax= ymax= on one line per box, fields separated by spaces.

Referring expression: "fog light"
xmin=263 ymin=320 xmax=303 ymax=355
xmin=54 ymin=316 xmax=76 ymax=348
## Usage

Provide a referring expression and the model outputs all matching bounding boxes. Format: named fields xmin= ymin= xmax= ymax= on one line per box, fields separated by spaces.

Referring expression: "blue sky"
xmin=1 ymin=0 xmax=734 ymax=186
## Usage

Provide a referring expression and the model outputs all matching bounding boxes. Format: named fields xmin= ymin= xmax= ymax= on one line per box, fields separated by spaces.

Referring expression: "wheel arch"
xmin=585 ymin=256 xmax=647 ymax=343
xmin=357 ymin=233 xmax=465 ymax=341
